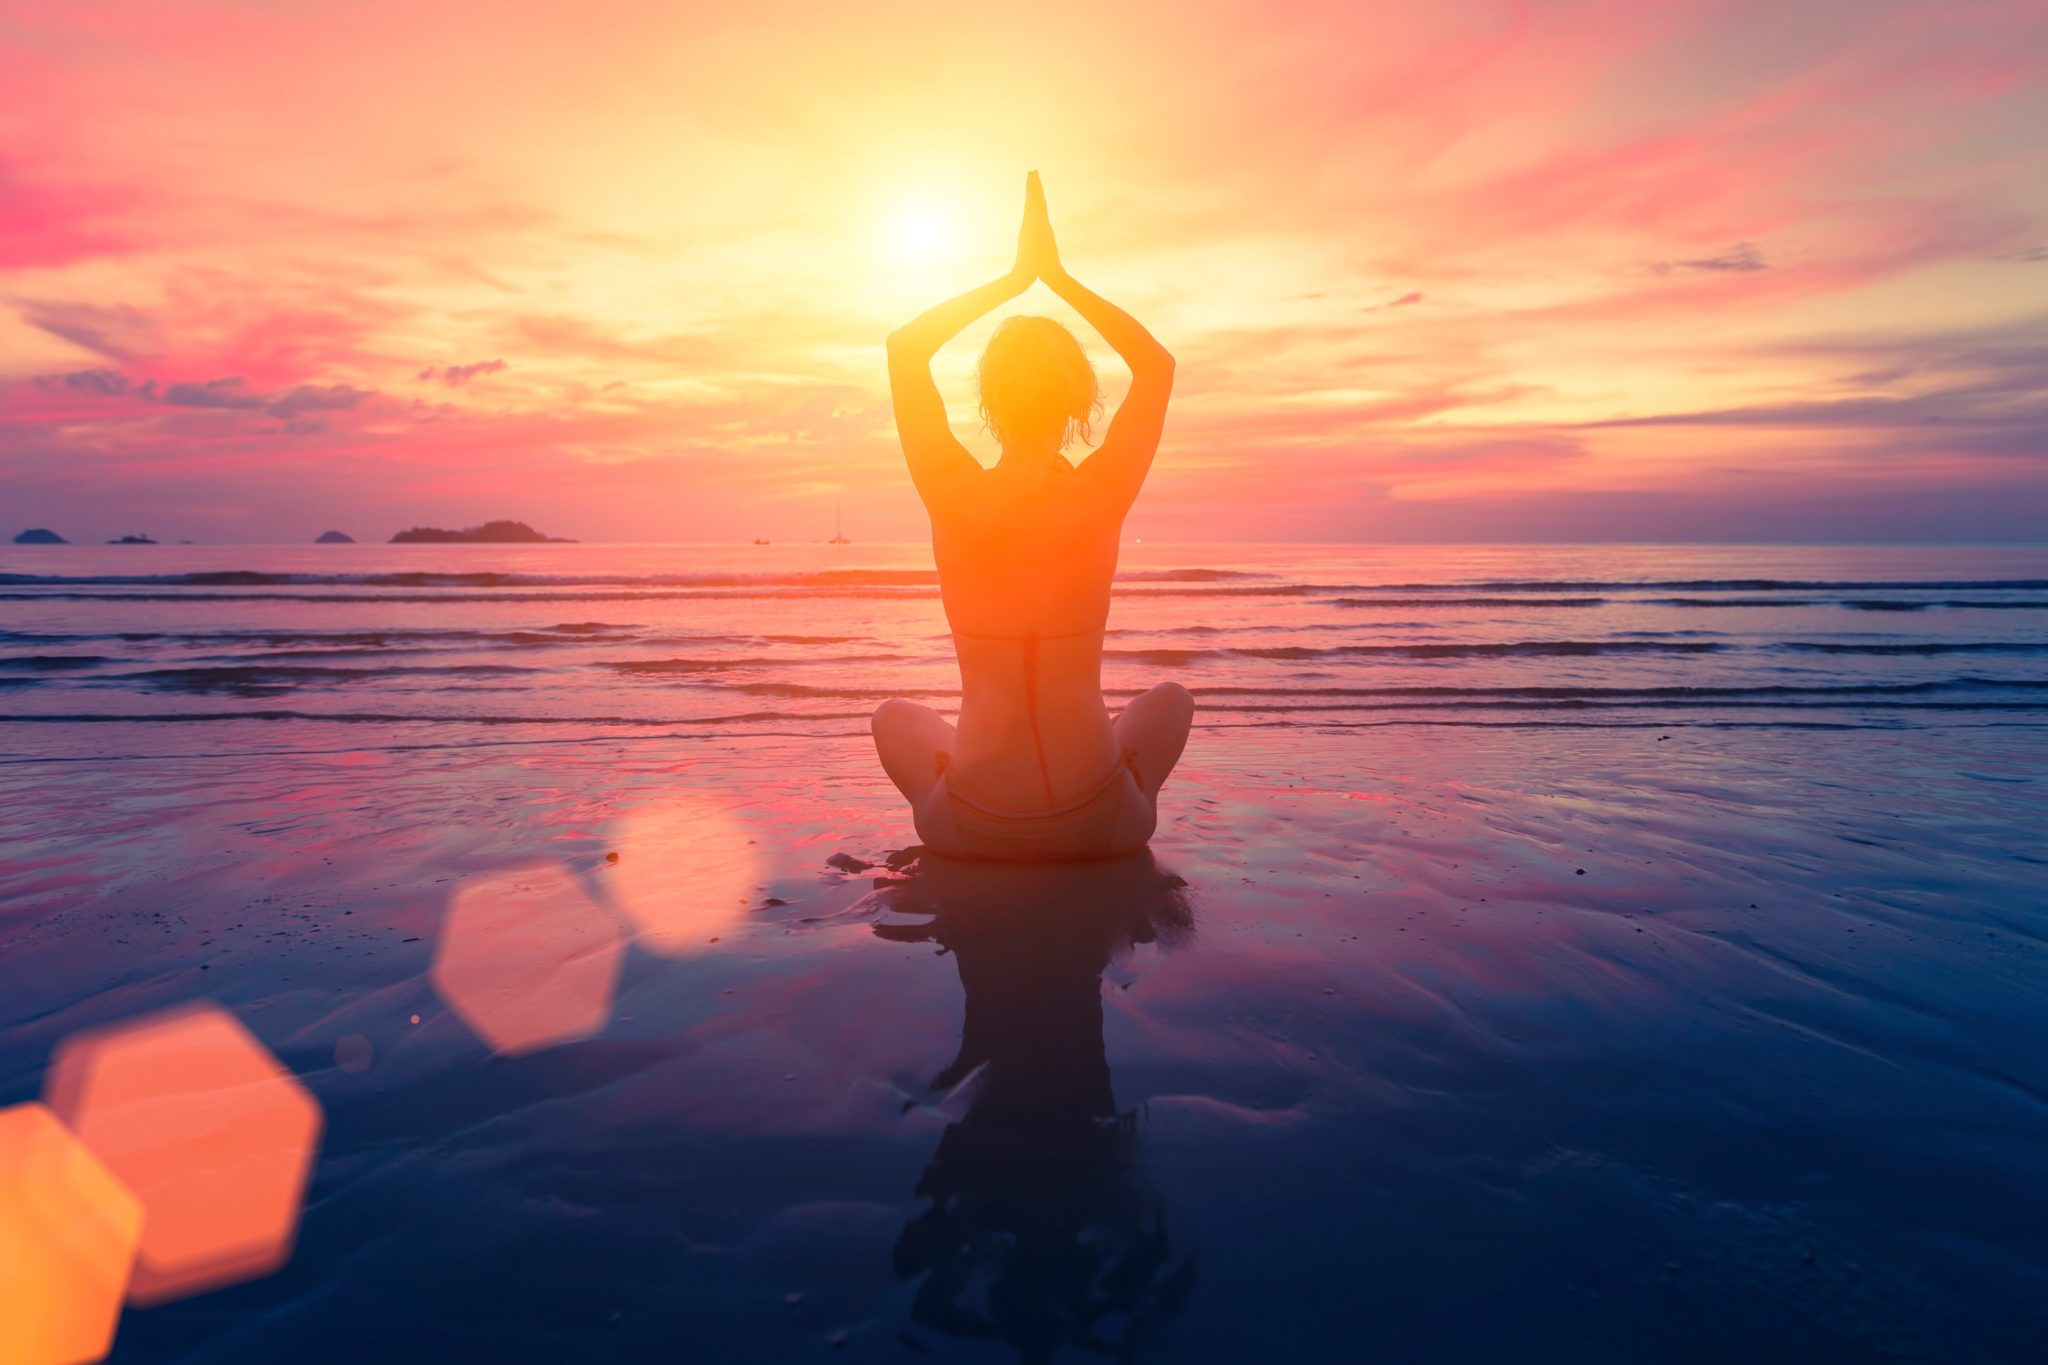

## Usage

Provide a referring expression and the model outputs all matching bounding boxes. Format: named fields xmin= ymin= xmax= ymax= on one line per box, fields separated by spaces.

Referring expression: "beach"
xmin=4 ymin=543 xmax=2047 ymax=1360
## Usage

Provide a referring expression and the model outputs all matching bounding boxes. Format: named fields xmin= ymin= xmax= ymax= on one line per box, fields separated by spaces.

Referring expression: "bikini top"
xmin=947 ymin=623 xmax=1108 ymax=805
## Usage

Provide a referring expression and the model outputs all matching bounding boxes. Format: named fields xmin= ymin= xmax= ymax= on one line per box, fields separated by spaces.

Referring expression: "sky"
xmin=2 ymin=0 xmax=2046 ymax=545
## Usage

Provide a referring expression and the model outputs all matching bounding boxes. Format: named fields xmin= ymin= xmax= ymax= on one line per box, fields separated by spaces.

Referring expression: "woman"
xmin=872 ymin=172 xmax=1193 ymax=861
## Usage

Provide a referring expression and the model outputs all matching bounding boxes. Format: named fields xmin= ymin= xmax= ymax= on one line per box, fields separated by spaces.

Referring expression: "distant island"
xmin=108 ymin=534 xmax=158 ymax=545
xmin=12 ymin=528 xmax=67 ymax=544
xmin=315 ymin=530 xmax=357 ymax=544
xmin=390 ymin=520 xmax=574 ymax=544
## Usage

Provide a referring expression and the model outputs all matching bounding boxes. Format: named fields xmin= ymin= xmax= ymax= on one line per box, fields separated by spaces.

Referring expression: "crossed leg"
xmin=871 ymin=698 xmax=956 ymax=807
xmin=875 ymin=687 xmax=1190 ymax=859
xmin=1113 ymin=681 xmax=1195 ymax=800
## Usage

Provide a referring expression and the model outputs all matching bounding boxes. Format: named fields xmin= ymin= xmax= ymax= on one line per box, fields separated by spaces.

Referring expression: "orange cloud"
xmin=1 ymin=0 xmax=2044 ymax=542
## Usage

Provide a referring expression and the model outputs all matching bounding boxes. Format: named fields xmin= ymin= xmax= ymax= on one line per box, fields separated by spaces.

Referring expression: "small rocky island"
xmin=389 ymin=520 xmax=575 ymax=544
xmin=315 ymin=530 xmax=357 ymax=544
xmin=12 ymin=528 xmax=67 ymax=544
xmin=108 ymin=534 xmax=158 ymax=545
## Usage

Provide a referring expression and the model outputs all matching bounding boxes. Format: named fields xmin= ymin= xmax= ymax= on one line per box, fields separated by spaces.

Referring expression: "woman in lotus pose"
xmin=872 ymin=172 xmax=1193 ymax=861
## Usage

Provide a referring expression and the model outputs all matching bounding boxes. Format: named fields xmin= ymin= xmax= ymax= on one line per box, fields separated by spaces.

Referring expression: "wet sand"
xmin=3 ymin=723 xmax=2045 ymax=1361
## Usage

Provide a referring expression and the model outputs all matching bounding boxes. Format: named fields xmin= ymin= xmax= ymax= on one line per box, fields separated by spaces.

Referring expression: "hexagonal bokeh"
xmin=431 ymin=859 xmax=624 ymax=1056
xmin=600 ymin=802 xmax=757 ymax=955
xmin=0 ymin=1102 xmax=144 ymax=1365
xmin=44 ymin=1003 xmax=324 ymax=1308
xmin=332 ymin=1034 xmax=373 ymax=1074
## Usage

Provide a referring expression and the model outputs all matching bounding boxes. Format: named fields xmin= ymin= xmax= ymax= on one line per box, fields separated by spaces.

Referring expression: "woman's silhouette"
xmin=873 ymin=172 xmax=1193 ymax=861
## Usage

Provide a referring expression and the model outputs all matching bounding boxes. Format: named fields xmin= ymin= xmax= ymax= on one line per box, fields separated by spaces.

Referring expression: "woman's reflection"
xmin=871 ymin=850 xmax=1197 ymax=1360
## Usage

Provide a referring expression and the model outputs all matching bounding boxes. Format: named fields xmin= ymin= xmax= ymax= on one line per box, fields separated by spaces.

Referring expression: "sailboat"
xmin=828 ymin=498 xmax=851 ymax=545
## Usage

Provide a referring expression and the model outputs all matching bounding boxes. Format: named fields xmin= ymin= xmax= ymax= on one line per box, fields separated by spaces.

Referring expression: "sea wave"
xmin=12 ymin=583 xmax=2047 ymax=609
xmin=14 ymin=638 xmax=2039 ymax=679
xmin=1622 ymin=598 xmax=2048 ymax=611
xmin=0 ymin=654 xmax=113 ymax=670
xmin=5 ymin=570 xmax=2039 ymax=591
xmin=706 ymin=677 xmax=2048 ymax=703
xmin=8 ymin=683 xmax=2042 ymax=726
xmin=1774 ymin=641 xmax=2048 ymax=655
xmin=0 ymin=623 xmax=636 ymax=647
xmin=604 ymin=654 xmax=911 ymax=674
xmin=7 ymin=552 xmax=2045 ymax=736
xmin=1397 ymin=578 xmax=2048 ymax=592
xmin=1333 ymin=597 xmax=1611 ymax=609
xmin=83 ymin=664 xmax=542 ymax=694
xmin=0 ymin=567 xmax=1262 ymax=589
xmin=1104 ymin=641 xmax=1729 ymax=664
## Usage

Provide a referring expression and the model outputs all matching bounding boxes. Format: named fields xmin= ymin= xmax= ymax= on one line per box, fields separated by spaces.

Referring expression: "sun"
xmin=883 ymin=200 xmax=958 ymax=266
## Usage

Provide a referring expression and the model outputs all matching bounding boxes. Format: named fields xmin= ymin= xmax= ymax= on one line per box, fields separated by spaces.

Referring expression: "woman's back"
xmin=932 ymin=460 xmax=1120 ymax=638
xmin=932 ymin=461 xmax=1125 ymax=808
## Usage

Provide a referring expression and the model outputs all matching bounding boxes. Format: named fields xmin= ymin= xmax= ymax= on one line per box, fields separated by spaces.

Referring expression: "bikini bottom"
xmin=919 ymin=748 xmax=1152 ymax=863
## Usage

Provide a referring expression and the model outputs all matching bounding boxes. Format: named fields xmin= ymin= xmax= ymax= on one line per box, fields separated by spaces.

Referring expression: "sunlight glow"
xmin=883 ymin=199 xmax=960 ymax=267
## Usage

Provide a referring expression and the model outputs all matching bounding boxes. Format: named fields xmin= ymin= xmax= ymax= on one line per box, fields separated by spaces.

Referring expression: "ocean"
xmin=3 ymin=542 xmax=2046 ymax=1362
xmin=4 ymin=542 xmax=2046 ymax=757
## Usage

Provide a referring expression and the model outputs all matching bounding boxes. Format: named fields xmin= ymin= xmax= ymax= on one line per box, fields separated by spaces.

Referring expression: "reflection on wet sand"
xmin=872 ymin=851 xmax=1197 ymax=1361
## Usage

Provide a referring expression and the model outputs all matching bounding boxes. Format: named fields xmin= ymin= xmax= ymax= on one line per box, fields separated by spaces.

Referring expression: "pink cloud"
xmin=0 ymin=0 xmax=2044 ymax=542
xmin=0 ymin=164 xmax=144 ymax=269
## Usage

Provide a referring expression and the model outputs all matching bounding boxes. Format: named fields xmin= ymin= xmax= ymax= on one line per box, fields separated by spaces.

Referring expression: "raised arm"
xmin=886 ymin=262 xmax=1029 ymax=502
xmin=1026 ymin=176 xmax=1176 ymax=508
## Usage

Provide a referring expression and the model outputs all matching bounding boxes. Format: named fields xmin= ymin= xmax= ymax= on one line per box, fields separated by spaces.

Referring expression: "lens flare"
xmin=332 ymin=1034 xmax=374 ymax=1075
xmin=43 ymin=1004 xmax=323 ymax=1308
xmin=0 ymin=1102 xmax=143 ymax=1365
xmin=598 ymin=801 xmax=758 ymax=955
xmin=431 ymin=860 xmax=624 ymax=1056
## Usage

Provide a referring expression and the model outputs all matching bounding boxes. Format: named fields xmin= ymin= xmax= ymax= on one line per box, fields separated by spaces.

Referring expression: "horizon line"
xmin=10 ymin=538 xmax=2048 ymax=549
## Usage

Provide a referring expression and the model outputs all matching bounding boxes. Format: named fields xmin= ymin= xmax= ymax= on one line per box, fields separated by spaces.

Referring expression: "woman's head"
xmin=977 ymin=316 xmax=1102 ymax=453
